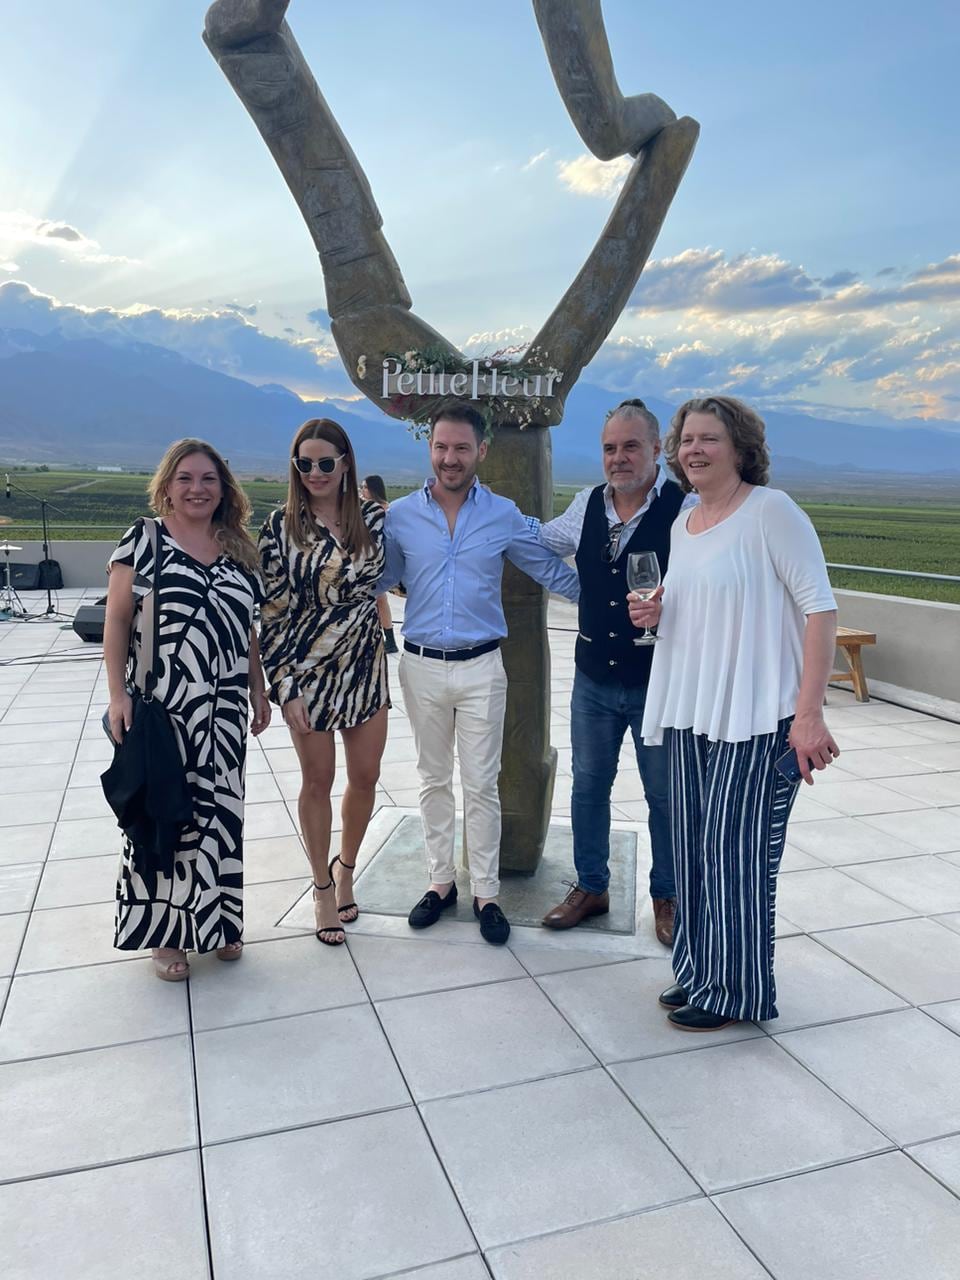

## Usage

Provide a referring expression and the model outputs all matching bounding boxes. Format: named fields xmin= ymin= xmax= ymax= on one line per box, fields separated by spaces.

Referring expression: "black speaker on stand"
xmin=72 ymin=596 xmax=108 ymax=644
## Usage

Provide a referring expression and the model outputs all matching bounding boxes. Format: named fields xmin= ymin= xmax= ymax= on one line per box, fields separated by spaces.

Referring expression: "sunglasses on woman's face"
xmin=293 ymin=454 xmax=345 ymax=475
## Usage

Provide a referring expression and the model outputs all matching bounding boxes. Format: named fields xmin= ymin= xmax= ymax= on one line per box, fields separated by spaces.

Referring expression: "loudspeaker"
xmin=7 ymin=562 xmax=40 ymax=589
xmin=37 ymin=558 xmax=63 ymax=589
xmin=72 ymin=596 xmax=108 ymax=644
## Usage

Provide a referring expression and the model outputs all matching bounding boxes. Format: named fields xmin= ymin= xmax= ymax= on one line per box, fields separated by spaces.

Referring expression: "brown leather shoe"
xmin=652 ymin=897 xmax=676 ymax=947
xmin=542 ymin=884 xmax=610 ymax=930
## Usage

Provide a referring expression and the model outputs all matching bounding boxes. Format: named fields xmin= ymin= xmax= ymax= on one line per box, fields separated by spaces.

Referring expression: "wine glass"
xmin=626 ymin=551 xmax=661 ymax=646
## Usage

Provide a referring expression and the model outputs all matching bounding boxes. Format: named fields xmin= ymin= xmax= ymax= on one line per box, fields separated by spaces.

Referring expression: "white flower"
xmin=403 ymin=350 xmax=418 ymax=367
xmin=356 ymin=355 xmax=367 ymax=378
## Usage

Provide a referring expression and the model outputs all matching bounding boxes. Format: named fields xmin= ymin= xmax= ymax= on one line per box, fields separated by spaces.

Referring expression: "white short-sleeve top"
xmin=641 ymin=487 xmax=836 ymax=745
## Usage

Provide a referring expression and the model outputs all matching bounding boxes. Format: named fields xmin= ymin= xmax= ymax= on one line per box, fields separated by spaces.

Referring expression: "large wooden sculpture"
xmin=204 ymin=0 xmax=698 ymax=870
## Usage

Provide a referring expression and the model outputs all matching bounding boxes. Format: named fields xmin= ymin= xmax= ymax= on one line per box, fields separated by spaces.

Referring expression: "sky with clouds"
xmin=2 ymin=0 xmax=959 ymax=425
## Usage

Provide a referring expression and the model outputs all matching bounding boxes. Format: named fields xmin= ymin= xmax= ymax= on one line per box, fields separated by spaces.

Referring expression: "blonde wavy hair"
xmin=149 ymin=438 xmax=258 ymax=570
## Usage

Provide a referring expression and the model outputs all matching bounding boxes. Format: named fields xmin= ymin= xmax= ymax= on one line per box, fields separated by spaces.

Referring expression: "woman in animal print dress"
xmin=258 ymin=419 xmax=389 ymax=946
xmin=103 ymin=439 xmax=271 ymax=982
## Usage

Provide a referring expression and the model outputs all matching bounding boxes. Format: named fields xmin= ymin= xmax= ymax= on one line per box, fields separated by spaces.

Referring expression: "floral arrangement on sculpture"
xmin=358 ymin=344 xmax=564 ymax=435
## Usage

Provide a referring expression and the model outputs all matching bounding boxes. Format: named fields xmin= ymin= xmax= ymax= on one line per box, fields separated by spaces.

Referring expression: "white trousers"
xmin=398 ymin=648 xmax=507 ymax=899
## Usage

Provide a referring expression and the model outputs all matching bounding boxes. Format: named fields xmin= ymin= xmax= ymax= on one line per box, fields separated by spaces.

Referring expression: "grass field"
xmin=1 ymin=467 xmax=957 ymax=605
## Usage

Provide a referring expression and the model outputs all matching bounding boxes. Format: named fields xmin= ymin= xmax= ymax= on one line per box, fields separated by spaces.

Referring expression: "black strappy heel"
xmin=329 ymin=854 xmax=359 ymax=923
xmin=312 ymin=879 xmax=346 ymax=946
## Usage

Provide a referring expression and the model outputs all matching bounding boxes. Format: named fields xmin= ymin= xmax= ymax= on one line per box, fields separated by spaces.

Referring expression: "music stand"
xmin=0 ymin=541 xmax=27 ymax=619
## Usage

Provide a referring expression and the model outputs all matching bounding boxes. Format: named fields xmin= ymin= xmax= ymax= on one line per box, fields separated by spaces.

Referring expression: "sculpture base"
xmin=349 ymin=815 xmax=639 ymax=934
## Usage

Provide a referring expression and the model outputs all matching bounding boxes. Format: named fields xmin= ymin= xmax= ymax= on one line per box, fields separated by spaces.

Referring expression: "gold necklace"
xmin=311 ymin=504 xmax=341 ymax=529
xmin=696 ymin=479 xmax=744 ymax=531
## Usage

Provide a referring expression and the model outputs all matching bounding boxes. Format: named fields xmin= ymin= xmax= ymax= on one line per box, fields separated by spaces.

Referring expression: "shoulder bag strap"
xmin=136 ymin=517 xmax=162 ymax=700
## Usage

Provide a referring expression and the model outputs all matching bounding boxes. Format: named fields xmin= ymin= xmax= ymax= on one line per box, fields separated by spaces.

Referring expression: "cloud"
xmin=522 ymin=149 xmax=550 ymax=171
xmin=821 ymin=270 xmax=859 ymax=287
xmin=306 ymin=307 xmax=329 ymax=327
xmin=876 ymin=266 xmax=899 ymax=277
xmin=556 ymin=154 xmax=632 ymax=198
xmin=631 ymin=248 xmax=822 ymax=313
xmin=629 ymin=248 xmax=960 ymax=323
xmin=38 ymin=221 xmax=83 ymax=243
xmin=584 ymin=246 xmax=960 ymax=421
xmin=0 ymin=280 xmax=348 ymax=398
xmin=0 ymin=209 xmax=138 ymax=267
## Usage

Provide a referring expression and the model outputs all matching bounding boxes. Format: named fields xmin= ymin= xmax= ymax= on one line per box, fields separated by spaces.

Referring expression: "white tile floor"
xmin=1 ymin=591 xmax=960 ymax=1277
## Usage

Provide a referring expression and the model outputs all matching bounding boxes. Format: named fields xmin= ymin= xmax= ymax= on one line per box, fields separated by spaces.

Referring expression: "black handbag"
xmin=100 ymin=519 xmax=193 ymax=878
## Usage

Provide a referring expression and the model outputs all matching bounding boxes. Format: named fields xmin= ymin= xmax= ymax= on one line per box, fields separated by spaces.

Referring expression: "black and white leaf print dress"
xmin=109 ymin=520 xmax=258 ymax=953
xmin=258 ymin=502 xmax=388 ymax=730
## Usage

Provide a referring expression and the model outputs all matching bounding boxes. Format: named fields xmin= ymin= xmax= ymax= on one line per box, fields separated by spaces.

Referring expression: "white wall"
xmin=8 ymin=544 xmax=958 ymax=709
xmin=835 ymin=588 xmax=959 ymax=707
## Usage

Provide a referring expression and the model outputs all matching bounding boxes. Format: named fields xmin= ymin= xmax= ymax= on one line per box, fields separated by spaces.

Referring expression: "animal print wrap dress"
xmin=257 ymin=502 xmax=388 ymax=729
xmin=110 ymin=520 xmax=259 ymax=953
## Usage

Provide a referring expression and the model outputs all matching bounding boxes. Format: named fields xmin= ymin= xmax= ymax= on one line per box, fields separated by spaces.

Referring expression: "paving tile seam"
xmin=700 ymin=1143 xmax=901 ymax=1198
xmin=826 ymin=868 xmax=960 ymax=916
xmin=508 ymin=951 xmax=639 ymax=979
xmin=769 ymin=1014 xmax=931 ymax=1149
xmin=0 ymin=1025 xmax=195 ymax=1067
xmin=525 ymin=972 xmax=720 ymax=1197
xmin=371 ymin=973 xmax=531 ymax=1007
xmin=193 ymin=995 xmax=373 ymax=1035
xmin=198 ymin=1101 xmax=418 ymax=1151
xmin=364 ymin=1252 xmax=493 ymax=1280
xmin=709 ymin=1144 xmax=939 ymax=1213
xmin=902 ymin=1138 xmax=960 ymax=1206
xmin=0 ymin=1142 xmax=200 ymax=1189
xmin=409 ymin=1061 xmax=603 ymax=1107
xmin=472 ymin=1190 xmax=712 ymax=1257
xmin=184 ymin=957 xmax=218 ymax=1280
xmin=343 ymin=930 xmax=490 ymax=1264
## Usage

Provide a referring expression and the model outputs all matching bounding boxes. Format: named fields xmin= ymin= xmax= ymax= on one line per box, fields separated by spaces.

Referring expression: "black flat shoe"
xmin=668 ymin=1004 xmax=737 ymax=1032
xmin=408 ymin=883 xmax=458 ymax=928
xmin=473 ymin=898 xmax=510 ymax=945
xmin=658 ymin=983 xmax=688 ymax=1009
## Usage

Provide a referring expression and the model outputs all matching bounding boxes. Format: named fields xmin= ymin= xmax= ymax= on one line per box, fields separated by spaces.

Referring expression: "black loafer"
xmin=408 ymin=883 xmax=458 ymax=928
xmin=668 ymin=1004 xmax=736 ymax=1032
xmin=658 ymin=983 xmax=688 ymax=1009
xmin=473 ymin=897 xmax=510 ymax=945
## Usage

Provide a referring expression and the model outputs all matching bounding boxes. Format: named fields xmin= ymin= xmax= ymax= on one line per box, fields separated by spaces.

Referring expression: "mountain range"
xmin=1 ymin=326 xmax=959 ymax=483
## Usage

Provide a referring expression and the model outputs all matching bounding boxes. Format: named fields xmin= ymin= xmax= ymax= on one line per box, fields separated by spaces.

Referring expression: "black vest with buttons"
xmin=574 ymin=480 xmax=684 ymax=687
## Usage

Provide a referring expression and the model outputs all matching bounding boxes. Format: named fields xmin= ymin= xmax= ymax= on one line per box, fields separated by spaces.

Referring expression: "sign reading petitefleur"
xmin=380 ymin=358 xmax=563 ymax=402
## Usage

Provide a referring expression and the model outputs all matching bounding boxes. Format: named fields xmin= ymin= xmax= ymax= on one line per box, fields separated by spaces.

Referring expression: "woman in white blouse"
xmin=630 ymin=396 xmax=839 ymax=1031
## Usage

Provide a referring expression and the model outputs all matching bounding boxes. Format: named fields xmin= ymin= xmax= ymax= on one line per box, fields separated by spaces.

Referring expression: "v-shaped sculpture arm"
xmin=204 ymin=0 xmax=462 ymax=411
xmin=204 ymin=0 xmax=698 ymax=425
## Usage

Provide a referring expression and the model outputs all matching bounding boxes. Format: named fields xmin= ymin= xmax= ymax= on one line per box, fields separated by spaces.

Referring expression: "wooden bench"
xmin=832 ymin=627 xmax=877 ymax=702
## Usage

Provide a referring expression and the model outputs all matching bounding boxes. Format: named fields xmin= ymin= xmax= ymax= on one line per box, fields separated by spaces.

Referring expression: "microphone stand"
xmin=3 ymin=474 xmax=72 ymax=620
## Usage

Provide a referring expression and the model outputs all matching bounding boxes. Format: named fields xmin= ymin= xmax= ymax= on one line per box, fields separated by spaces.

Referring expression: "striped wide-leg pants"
xmin=669 ymin=718 xmax=800 ymax=1022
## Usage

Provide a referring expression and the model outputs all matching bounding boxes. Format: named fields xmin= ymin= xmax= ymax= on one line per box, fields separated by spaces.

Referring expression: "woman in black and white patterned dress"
xmin=258 ymin=418 xmax=388 ymax=946
xmin=103 ymin=439 xmax=271 ymax=981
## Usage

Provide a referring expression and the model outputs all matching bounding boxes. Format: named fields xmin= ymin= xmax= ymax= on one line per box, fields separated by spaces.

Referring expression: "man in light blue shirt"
xmin=379 ymin=403 xmax=579 ymax=944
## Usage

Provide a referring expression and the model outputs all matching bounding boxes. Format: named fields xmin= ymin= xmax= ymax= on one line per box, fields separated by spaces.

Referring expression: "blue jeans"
xmin=570 ymin=669 xmax=675 ymax=899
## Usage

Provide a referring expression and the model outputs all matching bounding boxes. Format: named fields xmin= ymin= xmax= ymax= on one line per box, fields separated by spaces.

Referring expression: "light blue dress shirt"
xmin=379 ymin=478 xmax=580 ymax=650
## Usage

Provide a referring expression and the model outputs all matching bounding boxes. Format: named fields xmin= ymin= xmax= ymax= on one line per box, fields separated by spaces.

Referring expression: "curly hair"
xmin=664 ymin=396 xmax=770 ymax=492
xmin=149 ymin=438 xmax=257 ymax=569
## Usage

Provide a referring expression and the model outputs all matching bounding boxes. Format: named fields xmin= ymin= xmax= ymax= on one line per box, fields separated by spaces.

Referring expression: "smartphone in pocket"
xmin=774 ymin=748 xmax=805 ymax=785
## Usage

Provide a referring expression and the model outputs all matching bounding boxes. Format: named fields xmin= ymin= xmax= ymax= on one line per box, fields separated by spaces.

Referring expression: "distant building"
xmin=96 ymin=465 xmax=122 ymax=473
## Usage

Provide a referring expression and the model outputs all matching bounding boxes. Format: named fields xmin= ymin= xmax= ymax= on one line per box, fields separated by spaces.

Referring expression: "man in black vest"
xmin=537 ymin=400 xmax=688 ymax=944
